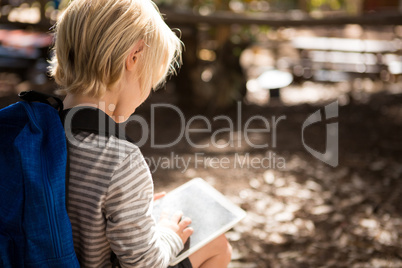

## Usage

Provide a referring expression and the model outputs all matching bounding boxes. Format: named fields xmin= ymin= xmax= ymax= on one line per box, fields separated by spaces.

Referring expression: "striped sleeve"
xmin=105 ymin=149 xmax=183 ymax=267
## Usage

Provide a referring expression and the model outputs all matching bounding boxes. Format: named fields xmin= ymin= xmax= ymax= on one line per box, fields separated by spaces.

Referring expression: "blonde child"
xmin=50 ymin=0 xmax=232 ymax=267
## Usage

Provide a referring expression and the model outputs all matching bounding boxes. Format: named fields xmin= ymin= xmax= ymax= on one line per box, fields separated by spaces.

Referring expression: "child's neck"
xmin=63 ymin=92 xmax=127 ymax=123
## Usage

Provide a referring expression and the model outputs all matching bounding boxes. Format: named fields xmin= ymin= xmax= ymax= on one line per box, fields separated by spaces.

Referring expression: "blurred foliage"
xmin=154 ymin=0 xmax=360 ymax=14
xmin=1 ymin=0 xmax=397 ymax=27
xmin=309 ymin=0 xmax=344 ymax=11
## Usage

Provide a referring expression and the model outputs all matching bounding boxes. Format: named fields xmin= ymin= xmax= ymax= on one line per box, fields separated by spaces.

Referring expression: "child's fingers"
xmin=182 ymin=227 xmax=193 ymax=241
xmin=171 ymin=211 xmax=183 ymax=223
xmin=178 ymin=217 xmax=192 ymax=230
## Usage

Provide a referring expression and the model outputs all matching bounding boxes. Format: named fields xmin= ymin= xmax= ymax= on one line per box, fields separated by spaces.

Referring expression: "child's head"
xmin=49 ymin=0 xmax=182 ymax=99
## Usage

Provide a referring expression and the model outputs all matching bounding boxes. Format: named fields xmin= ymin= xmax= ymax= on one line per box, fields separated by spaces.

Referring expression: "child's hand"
xmin=158 ymin=210 xmax=193 ymax=245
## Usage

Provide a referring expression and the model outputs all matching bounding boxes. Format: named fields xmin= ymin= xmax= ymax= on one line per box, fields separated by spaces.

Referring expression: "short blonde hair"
xmin=49 ymin=0 xmax=182 ymax=98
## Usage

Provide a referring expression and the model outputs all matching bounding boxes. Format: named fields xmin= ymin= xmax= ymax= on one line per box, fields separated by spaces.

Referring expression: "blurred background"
xmin=0 ymin=0 xmax=401 ymax=267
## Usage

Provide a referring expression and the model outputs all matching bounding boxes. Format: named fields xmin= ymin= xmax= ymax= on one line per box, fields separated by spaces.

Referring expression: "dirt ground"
xmin=1 ymin=79 xmax=401 ymax=267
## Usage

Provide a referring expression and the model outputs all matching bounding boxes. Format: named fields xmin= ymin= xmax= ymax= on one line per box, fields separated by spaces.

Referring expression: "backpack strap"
xmin=19 ymin=90 xmax=64 ymax=112
xmin=18 ymin=90 xmax=70 ymax=209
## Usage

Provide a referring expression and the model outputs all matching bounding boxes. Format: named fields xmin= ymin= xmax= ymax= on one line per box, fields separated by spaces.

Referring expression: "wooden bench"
xmin=291 ymin=36 xmax=402 ymax=82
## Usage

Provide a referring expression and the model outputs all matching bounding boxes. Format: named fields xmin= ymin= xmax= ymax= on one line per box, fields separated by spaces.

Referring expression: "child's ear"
xmin=126 ymin=40 xmax=145 ymax=71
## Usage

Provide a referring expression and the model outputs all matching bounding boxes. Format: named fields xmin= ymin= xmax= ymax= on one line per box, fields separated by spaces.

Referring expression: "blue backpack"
xmin=0 ymin=91 xmax=80 ymax=267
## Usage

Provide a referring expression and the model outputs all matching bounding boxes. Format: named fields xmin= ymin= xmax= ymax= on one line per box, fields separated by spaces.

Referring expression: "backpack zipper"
xmin=41 ymin=150 xmax=62 ymax=258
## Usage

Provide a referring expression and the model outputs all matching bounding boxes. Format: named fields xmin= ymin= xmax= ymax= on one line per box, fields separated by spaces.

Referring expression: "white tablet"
xmin=153 ymin=178 xmax=246 ymax=266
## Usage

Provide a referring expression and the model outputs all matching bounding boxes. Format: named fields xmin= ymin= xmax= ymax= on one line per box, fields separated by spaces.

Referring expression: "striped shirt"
xmin=64 ymin=108 xmax=183 ymax=267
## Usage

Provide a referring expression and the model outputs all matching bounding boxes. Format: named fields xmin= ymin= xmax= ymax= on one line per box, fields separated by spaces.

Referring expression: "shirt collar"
xmin=60 ymin=106 xmax=133 ymax=143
